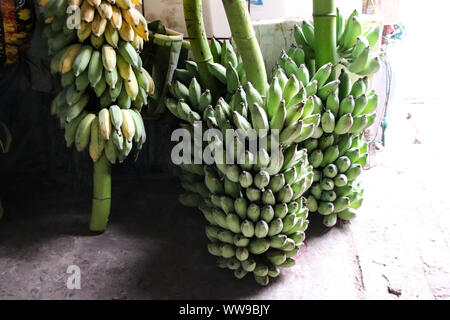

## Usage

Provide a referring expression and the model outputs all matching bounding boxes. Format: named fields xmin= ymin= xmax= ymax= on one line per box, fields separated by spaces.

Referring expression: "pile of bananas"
xmin=276 ymin=9 xmax=381 ymax=227
xmin=166 ymin=39 xmax=315 ymax=285
xmin=294 ymin=9 xmax=381 ymax=76
xmin=39 ymin=0 xmax=153 ymax=163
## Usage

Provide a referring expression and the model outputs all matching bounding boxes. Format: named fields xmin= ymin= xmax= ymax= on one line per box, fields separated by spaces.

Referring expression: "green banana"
xmin=75 ymin=113 xmax=96 ymax=152
xmin=72 ymin=45 xmax=93 ymax=77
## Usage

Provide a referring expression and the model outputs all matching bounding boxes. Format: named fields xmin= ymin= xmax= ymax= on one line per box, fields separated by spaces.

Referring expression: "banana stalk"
xmin=183 ymin=0 xmax=220 ymax=97
xmin=89 ymin=155 xmax=112 ymax=232
xmin=313 ymin=0 xmax=338 ymax=72
xmin=221 ymin=0 xmax=267 ymax=95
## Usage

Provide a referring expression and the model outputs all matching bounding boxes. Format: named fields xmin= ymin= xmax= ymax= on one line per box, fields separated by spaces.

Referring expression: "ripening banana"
xmin=97 ymin=2 xmax=113 ymax=20
xmin=90 ymin=33 xmax=105 ymax=49
xmin=92 ymin=13 xmax=108 ymax=37
xmin=122 ymin=8 xmax=139 ymax=28
xmin=60 ymin=43 xmax=82 ymax=74
xmin=105 ymin=21 xmax=119 ymax=48
xmin=121 ymin=109 xmax=135 ymax=142
xmin=116 ymin=0 xmax=132 ymax=10
xmin=124 ymin=68 xmax=139 ymax=100
xmin=102 ymin=44 xmax=116 ymax=72
xmin=119 ymin=21 xmax=135 ymax=42
xmin=110 ymin=5 xmax=123 ymax=30
xmin=81 ymin=0 xmax=95 ymax=23
xmin=98 ymin=108 xmax=112 ymax=140
xmin=89 ymin=118 xmax=105 ymax=162
xmin=86 ymin=0 xmax=101 ymax=8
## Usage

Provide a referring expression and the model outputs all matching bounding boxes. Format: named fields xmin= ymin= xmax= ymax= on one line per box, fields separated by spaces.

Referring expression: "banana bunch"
xmin=304 ymin=133 xmax=368 ymax=227
xmin=276 ymin=59 xmax=377 ymax=226
xmin=165 ymin=39 xmax=315 ymax=285
xmin=40 ymin=0 xmax=153 ymax=164
xmin=293 ymin=9 xmax=382 ymax=76
xmin=54 ymin=106 xmax=146 ymax=163
xmin=276 ymin=9 xmax=382 ymax=227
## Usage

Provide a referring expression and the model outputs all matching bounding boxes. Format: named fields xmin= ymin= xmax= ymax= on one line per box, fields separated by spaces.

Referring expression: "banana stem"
xmin=222 ymin=0 xmax=267 ymax=95
xmin=313 ymin=0 xmax=338 ymax=70
xmin=183 ymin=0 xmax=220 ymax=97
xmin=89 ymin=154 xmax=112 ymax=233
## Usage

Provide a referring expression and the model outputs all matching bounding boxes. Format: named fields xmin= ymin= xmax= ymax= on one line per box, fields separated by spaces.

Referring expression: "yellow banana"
xmin=68 ymin=0 xmax=82 ymax=6
xmin=116 ymin=0 xmax=132 ymax=10
xmin=60 ymin=44 xmax=82 ymax=74
xmin=97 ymin=2 xmax=113 ymax=20
xmin=119 ymin=21 xmax=135 ymax=42
xmin=131 ymin=34 xmax=144 ymax=51
xmin=106 ymin=0 xmax=116 ymax=4
xmin=121 ymin=109 xmax=135 ymax=142
xmin=86 ymin=0 xmax=101 ymax=8
xmin=122 ymin=8 xmax=139 ymax=27
xmin=101 ymin=44 xmax=117 ymax=72
xmin=110 ymin=5 xmax=122 ymax=30
xmin=70 ymin=0 xmax=82 ymax=5
xmin=92 ymin=12 xmax=107 ymax=37
xmin=131 ymin=0 xmax=141 ymax=5
xmin=81 ymin=1 xmax=95 ymax=23
xmin=98 ymin=108 xmax=112 ymax=140
xmin=142 ymin=67 xmax=155 ymax=95
xmin=77 ymin=21 xmax=92 ymax=42
xmin=117 ymin=54 xmax=132 ymax=80
xmin=89 ymin=118 xmax=105 ymax=162
xmin=133 ymin=20 xmax=148 ymax=41
xmin=125 ymin=69 xmax=139 ymax=100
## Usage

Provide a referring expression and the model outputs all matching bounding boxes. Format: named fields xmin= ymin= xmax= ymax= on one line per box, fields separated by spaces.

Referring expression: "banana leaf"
xmin=142 ymin=20 xmax=188 ymax=118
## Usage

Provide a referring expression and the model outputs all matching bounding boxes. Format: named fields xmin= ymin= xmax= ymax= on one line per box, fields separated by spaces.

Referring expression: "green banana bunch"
xmin=166 ymin=38 xmax=317 ymax=285
xmin=291 ymin=9 xmax=383 ymax=77
xmin=275 ymin=9 xmax=384 ymax=228
xmin=41 ymin=0 xmax=153 ymax=164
